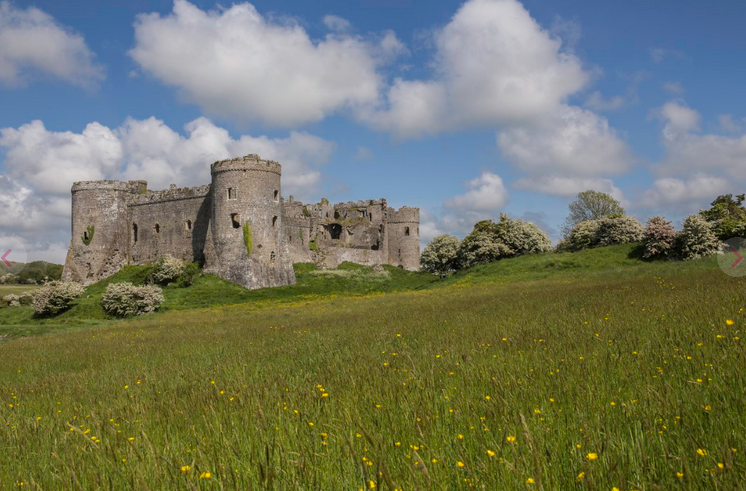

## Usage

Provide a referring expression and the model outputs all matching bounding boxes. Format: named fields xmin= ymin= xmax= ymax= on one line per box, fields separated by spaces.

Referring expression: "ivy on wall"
xmin=82 ymin=225 xmax=95 ymax=246
xmin=243 ymin=222 xmax=253 ymax=257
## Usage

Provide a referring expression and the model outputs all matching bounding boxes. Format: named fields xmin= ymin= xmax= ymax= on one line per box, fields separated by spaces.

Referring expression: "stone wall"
xmin=62 ymin=154 xmax=420 ymax=290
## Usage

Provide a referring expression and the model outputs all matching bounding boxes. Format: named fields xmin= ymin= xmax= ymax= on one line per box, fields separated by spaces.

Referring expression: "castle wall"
xmin=63 ymin=154 xmax=420 ymax=290
xmin=127 ymin=185 xmax=211 ymax=265
xmin=210 ymin=156 xmax=295 ymax=289
xmin=62 ymin=180 xmax=145 ymax=284
xmin=387 ymin=206 xmax=421 ymax=271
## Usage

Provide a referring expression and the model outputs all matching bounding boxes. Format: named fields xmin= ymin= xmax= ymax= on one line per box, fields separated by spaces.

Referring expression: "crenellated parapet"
xmin=211 ymin=154 xmax=281 ymax=176
xmin=387 ymin=206 xmax=420 ymax=224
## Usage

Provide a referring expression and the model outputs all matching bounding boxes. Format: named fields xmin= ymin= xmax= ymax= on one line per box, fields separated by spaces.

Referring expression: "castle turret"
xmin=387 ymin=206 xmax=421 ymax=271
xmin=209 ymin=155 xmax=295 ymax=289
xmin=62 ymin=180 xmax=146 ymax=284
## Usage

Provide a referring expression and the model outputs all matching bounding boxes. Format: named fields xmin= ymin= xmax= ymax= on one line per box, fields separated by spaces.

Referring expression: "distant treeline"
xmin=0 ymin=262 xmax=64 ymax=285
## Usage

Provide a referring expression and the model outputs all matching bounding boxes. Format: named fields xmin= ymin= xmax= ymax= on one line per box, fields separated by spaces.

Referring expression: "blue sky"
xmin=1 ymin=0 xmax=745 ymax=262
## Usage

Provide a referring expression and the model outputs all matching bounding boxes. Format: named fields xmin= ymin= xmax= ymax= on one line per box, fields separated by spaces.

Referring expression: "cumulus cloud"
xmin=513 ymin=175 xmax=624 ymax=202
xmin=0 ymin=1 xmax=104 ymax=87
xmin=0 ymin=117 xmax=336 ymax=263
xmin=497 ymin=105 xmax=632 ymax=177
xmin=359 ymin=0 xmax=589 ymax=137
xmin=655 ymin=100 xmax=701 ymax=139
xmin=130 ymin=0 xmax=402 ymax=127
xmin=584 ymin=91 xmax=624 ymax=111
xmin=444 ymin=171 xmax=507 ymax=212
xmin=323 ymin=14 xmax=351 ymax=32
xmin=641 ymin=176 xmax=730 ymax=209
xmin=663 ymin=81 xmax=685 ymax=95
xmin=649 ymin=48 xmax=684 ymax=64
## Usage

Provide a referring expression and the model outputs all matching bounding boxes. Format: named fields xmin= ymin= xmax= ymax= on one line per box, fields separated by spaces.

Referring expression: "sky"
xmin=1 ymin=0 xmax=745 ymax=263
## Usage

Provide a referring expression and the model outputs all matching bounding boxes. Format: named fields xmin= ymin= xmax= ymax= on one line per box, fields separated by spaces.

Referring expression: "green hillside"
xmin=1 ymin=245 xmax=744 ymax=489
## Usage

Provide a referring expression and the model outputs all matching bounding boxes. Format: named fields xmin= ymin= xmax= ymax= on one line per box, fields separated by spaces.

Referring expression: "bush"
xmin=421 ymin=234 xmax=460 ymax=277
xmin=562 ymin=220 xmax=601 ymax=251
xmin=33 ymin=281 xmax=85 ymax=316
xmin=677 ymin=214 xmax=721 ymax=260
xmin=457 ymin=215 xmax=551 ymax=269
xmin=3 ymin=294 xmax=20 ymax=308
xmin=595 ymin=215 xmax=644 ymax=246
xmin=458 ymin=231 xmax=513 ymax=269
xmin=175 ymin=262 xmax=201 ymax=287
xmin=101 ymin=282 xmax=164 ymax=317
xmin=642 ymin=216 xmax=677 ymax=259
xmin=149 ymin=255 xmax=185 ymax=285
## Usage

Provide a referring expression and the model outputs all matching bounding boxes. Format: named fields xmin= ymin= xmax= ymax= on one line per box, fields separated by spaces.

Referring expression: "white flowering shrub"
xmin=0 ymin=273 xmax=19 ymax=284
xmin=497 ymin=216 xmax=552 ymax=255
xmin=595 ymin=215 xmax=644 ymax=246
xmin=3 ymin=294 xmax=20 ymax=307
xmin=421 ymin=234 xmax=461 ymax=277
xmin=102 ymin=282 xmax=164 ymax=317
xmin=149 ymin=255 xmax=186 ymax=285
xmin=563 ymin=220 xmax=601 ymax=251
xmin=18 ymin=291 xmax=34 ymax=305
xmin=33 ymin=281 xmax=85 ymax=316
xmin=458 ymin=232 xmax=513 ymax=269
xmin=642 ymin=216 xmax=677 ymax=259
xmin=677 ymin=214 xmax=721 ymax=260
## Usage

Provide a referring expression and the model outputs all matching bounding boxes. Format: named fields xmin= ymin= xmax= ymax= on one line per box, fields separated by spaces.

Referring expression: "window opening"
xmin=231 ymin=213 xmax=240 ymax=229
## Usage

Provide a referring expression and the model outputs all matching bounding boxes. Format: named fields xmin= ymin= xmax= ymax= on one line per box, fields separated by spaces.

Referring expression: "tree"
xmin=420 ymin=235 xmax=461 ymax=277
xmin=677 ymin=214 xmax=720 ymax=260
xmin=563 ymin=190 xmax=624 ymax=236
xmin=699 ymin=193 xmax=746 ymax=240
xmin=457 ymin=215 xmax=551 ymax=268
xmin=642 ymin=216 xmax=677 ymax=259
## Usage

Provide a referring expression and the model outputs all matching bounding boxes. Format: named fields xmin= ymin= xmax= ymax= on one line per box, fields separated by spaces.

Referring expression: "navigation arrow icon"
xmin=733 ymin=248 xmax=743 ymax=268
xmin=1 ymin=249 xmax=10 ymax=268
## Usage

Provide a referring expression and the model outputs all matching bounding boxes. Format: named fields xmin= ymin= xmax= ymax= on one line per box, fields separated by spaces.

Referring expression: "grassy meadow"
xmin=1 ymin=245 xmax=745 ymax=489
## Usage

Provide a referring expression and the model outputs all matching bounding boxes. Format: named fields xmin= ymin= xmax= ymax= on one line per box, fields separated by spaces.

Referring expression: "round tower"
xmin=387 ymin=206 xmax=421 ymax=271
xmin=62 ymin=180 xmax=145 ymax=284
xmin=210 ymin=155 xmax=295 ymax=289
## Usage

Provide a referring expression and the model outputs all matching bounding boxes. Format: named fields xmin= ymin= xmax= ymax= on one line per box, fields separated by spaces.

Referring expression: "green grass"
xmin=0 ymin=284 xmax=40 ymax=297
xmin=1 ymin=246 xmax=745 ymax=489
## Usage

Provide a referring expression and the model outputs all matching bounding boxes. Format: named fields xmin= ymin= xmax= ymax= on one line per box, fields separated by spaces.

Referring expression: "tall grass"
xmin=0 ymin=246 xmax=744 ymax=489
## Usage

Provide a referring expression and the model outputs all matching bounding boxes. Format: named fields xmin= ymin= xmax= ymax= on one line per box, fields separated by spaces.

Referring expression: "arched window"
xmin=272 ymin=216 xmax=278 ymax=228
xmin=273 ymin=190 xmax=279 ymax=202
xmin=185 ymin=219 xmax=192 ymax=231
xmin=231 ymin=214 xmax=240 ymax=229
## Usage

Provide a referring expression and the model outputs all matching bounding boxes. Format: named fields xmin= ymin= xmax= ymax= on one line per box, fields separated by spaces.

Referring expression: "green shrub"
xmin=3 ymin=294 xmax=20 ymax=308
xmin=81 ymin=225 xmax=95 ymax=246
xmin=309 ymin=238 xmax=319 ymax=252
xmin=148 ymin=255 xmax=186 ymax=285
xmin=595 ymin=215 xmax=644 ymax=246
xmin=33 ymin=281 xmax=85 ymax=316
xmin=101 ymin=282 xmax=164 ymax=317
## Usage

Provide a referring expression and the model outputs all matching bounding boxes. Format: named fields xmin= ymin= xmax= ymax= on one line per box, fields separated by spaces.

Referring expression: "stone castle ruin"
xmin=62 ymin=154 xmax=420 ymax=289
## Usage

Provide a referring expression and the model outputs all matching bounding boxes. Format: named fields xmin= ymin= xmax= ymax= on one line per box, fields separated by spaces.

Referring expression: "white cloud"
xmin=719 ymin=114 xmax=741 ymax=133
xmin=662 ymin=81 xmax=684 ymax=95
xmin=655 ymin=100 xmax=701 ymax=139
xmin=497 ymin=105 xmax=632 ymax=177
xmin=514 ymin=175 xmax=624 ymax=202
xmin=584 ymin=91 xmax=624 ymax=111
xmin=130 ymin=0 xmax=401 ymax=127
xmin=444 ymin=171 xmax=507 ymax=212
xmin=355 ymin=146 xmax=373 ymax=160
xmin=0 ymin=1 xmax=104 ymax=87
xmin=641 ymin=176 xmax=730 ymax=208
xmin=323 ymin=15 xmax=351 ymax=32
xmin=0 ymin=117 xmax=336 ymax=263
xmin=650 ymin=48 xmax=684 ymax=64
xmin=0 ymin=120 xmax=123 ymax=195
xmin=359 ymin=0 xmax=589 ymax=137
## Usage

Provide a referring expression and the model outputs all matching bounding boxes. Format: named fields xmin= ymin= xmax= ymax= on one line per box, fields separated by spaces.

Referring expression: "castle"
xmin=61 ymin=154 xmax=420 ymax=289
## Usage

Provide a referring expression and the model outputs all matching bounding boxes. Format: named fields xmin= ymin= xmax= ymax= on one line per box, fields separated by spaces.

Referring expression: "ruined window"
xmin=272 ymin=216 xmax=278 ymax=228
xmin=405 ymin=226 xmax=410 ymax=236
xmin=334 ymin=211 xmax=340 ymax=219
xmin=132 ymin=224 xmax=138 ymax=243
xmin=227 ymin=187 xmax=237 ymax=200
xmin=83 ymin=230 xmax=90 ymax=241
xmin=289 ymin=234 xmax=292 ymax=243
xmin=370 ymin=212 xmax=373 ymax=221
xmin=329 ymin=223 xmax=342 ymax=240
xmin=270 ymin=251 xmax=276 ymax=262
xmin=155 ymin=223 xmax=160 ymax=234
xmin=273 ymin=190 xmax=279 ymax=202
xmin=185 ymin=220 xmax=192 ymax=231
xmin=231 ymin=213 xmax=240 ymax=229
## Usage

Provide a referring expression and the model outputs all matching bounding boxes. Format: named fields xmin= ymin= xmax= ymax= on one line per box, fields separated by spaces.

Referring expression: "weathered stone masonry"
xmin=62 ymin=154 xmax=420 ymax=290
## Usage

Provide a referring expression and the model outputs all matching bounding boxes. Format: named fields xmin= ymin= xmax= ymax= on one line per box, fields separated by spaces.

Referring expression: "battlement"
xmin=387 ymin=206 xmax=420 ymax=224
xmin=71 ymin=180 xmax=147 ymax=194
xmin=129 ymin=184 xmax=211 ymax=207
xmin=210 ymin=154 xmax=281 ymax=175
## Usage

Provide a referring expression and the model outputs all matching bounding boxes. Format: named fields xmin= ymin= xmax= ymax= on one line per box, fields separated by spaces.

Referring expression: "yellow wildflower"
xmin=697 ymin=448 xmax=707 ymax=457
xmin=487 ymin=450 xmax=496 ymax=457
xmin=199 ymin=472 xmax=211 ymax=479
xmin=506 ymin=435 xmax=516 ymax=443
xmin=586 ymin=453 xmax=598 ymax=460
xmin=457 ymin=461 xmax=465 ymax=468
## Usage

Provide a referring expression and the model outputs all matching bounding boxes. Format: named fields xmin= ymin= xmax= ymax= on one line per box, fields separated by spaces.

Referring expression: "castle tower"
xmin=386 ymin=206 xmax=421 ymax=271
xmin=62 ymin=180 xmax=146 ymax=284
xmin=209 ymin=155 xmax=295 ymax=289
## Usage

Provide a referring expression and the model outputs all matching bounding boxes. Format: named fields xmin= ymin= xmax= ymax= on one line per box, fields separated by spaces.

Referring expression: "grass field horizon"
xmin=1 ymin=245 xmax=744 ymax=489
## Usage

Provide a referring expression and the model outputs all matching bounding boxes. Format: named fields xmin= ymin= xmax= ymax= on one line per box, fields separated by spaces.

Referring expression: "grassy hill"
xmin=1 ymin=245 xmax=744 ymax=489
xmin=0 ymin=260 xmax=63 ymax=284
